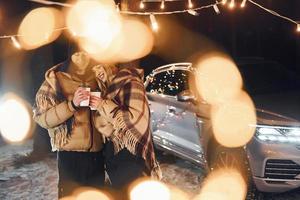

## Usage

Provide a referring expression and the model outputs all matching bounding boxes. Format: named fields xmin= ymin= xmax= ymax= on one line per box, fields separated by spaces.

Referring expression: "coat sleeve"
xmin=33 ymin=81 xmax=76 ymax=129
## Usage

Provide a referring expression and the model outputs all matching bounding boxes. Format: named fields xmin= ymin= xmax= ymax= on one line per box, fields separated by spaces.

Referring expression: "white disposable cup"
xmin=79 ymin=87 xmax=91 ymax=107
xmin=90 ymin=92 xmax=101 ymax=110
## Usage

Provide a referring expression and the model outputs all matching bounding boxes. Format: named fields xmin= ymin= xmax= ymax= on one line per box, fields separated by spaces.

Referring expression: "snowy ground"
xmin=0 ymin=140 xmax=300 ymax=200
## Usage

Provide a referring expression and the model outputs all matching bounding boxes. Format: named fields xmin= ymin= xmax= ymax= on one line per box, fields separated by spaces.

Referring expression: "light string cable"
xmin=119 ymin=1 xmax=222 ymax=15
xmin=27 ymin=0 xmax=222 ymax=15
xmin=0 ymin=0 xmax=299 ymax=40
xmin=0 ymin=27 xmax=67 ymax=39
xmin=25 ymin=0 xmax=300 ymax=20
xmin=247 ymin=0 xmax=299 ymax=26
xmin=0 ymin=0 xmax=223 ymax=40
xmin=28 ymin=0 xmax=72 ymax=7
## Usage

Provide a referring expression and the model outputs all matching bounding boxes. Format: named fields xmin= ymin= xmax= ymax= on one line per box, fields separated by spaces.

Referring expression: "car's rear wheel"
xmin=207 ymin=139 xmax=264 ymax=200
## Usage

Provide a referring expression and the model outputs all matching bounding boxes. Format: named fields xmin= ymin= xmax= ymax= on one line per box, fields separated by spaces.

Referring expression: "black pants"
xmin=57 ymin=151 xmax=105 ymax=199
xmin=104 ymin=142 xmax=149 ymax=200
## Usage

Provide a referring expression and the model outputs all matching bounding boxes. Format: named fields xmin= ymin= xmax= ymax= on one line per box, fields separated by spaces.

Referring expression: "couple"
xmin=33 ymin=52 xmax=161 ymax=199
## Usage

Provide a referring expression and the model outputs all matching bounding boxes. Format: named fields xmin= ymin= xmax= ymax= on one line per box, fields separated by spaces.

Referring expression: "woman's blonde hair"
xmin=93 ymin=64 xmax=118 ymax=86
xmin=102 ymin=64 xmax=118 ymax=82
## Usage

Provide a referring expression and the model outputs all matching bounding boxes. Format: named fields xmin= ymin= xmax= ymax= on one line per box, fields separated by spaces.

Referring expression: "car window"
xmin=146 ymin=70 xmax=192 ymax=96
xmin=238 ymin=62 xmax=300 ymax=94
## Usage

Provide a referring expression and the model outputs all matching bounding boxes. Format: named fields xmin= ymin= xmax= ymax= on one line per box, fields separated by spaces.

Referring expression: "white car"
xmin=145 ymin=60 xmax=300 ymax=197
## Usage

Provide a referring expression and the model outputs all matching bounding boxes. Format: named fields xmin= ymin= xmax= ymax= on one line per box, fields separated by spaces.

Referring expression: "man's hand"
xmin=72 ymin=87 xmax=90 ymax=107
xmin=90 ymin=95 xmax=103 ymax=110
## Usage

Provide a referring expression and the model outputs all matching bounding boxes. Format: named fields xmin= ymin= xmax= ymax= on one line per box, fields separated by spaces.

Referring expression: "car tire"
xmin=207 ymin=138 xmax=248 ymax=176
xmin=207 ymin=139 xmax=263 ymax=199
xmin=246 ymin=179 xmax=265 ymax=200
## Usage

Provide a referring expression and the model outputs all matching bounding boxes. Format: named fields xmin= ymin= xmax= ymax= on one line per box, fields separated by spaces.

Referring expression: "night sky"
xmin=0 ymin=0 xmax=299 ymax=103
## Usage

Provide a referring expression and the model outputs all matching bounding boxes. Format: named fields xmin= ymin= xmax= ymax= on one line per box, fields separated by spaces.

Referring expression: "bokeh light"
xmin=130 ymin=179 xmax=171 ymax=200
xmin=169 ymin=185 xmax=189 ymax=200
xmin=116 ymin=18 xmax=154 ymax=62
xmin=71 ymin=187 xmax=111 ymax=200
xmin=211 ymin=91 xmax=256 ymax=147
xmin=194 ymin=169 xmax=246 ymax=200
xmin=67 ymin=0 xmax=122 ymax=62
xmin=66 ymin=0 xmax=154 ymax=63
xmin=0 ymin=93 xmax=33 ymax=143
xmin=195 ymin=54 xmax=243 ymax=105
xmin=18 ymin=7 xmax=63 ymax=50
xmin=75 ymin=190 xmax=110 ymax=200
xmin=59 ymin=197 xmax=75 ymax=200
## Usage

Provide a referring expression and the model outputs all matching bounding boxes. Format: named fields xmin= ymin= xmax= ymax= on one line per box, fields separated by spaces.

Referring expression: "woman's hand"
xmin=72 ymin=87 xmax=90 ymax=107
xmin=90 ymin=94 xmax=103 ymax=110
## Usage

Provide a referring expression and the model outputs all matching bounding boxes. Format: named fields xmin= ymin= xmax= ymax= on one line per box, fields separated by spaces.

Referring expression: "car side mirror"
xmin=177 ymin=91 xmax=196 ymax=102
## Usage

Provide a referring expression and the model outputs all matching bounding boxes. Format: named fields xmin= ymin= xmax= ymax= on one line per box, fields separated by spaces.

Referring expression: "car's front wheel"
xmin=207 ymin=139 xmax=264 ymax=200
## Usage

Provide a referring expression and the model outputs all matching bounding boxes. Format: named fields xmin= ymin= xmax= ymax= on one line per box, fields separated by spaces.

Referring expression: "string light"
xmin=0 ymin=0 xmax=297 ymax=44
xmin=150 ymin=14 xmax=159 ymax=32
xmin=160 ymin=0 xmax=165 ymax=10
xmin=28 ymin=0 xmax=71 ymax=7
xmin=213 ymin=4 xmax=220 ymax=14
xmin=140 ymin=1 xmax=145 ymax=9
xmin=247 ymin=0 xmax=299 ymax=31
xmin=229 ymin=0 xmax=235 ymax=9
xmin=11 ymin=36 xmax=21 ymax=49
xmin=241 ymin=0 xmax=247 ymax=8
xmin=188 ymin=0 xmax=193 ymax=9
xmin=187 ymin=9 xmax=199 ymax=16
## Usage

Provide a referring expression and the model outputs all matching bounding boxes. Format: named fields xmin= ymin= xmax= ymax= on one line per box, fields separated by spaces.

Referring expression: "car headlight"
xmin=256 ymin=126 xmax=300 ymax=143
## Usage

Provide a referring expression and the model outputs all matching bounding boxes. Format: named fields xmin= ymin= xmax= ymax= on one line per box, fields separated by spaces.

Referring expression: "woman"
xmin=90 ymin=64 xmax=161 ymax=197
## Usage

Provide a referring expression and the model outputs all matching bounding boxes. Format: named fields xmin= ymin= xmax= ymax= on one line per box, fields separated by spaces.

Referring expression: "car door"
xmin=146 ymin=67 xmax=206 ymax=166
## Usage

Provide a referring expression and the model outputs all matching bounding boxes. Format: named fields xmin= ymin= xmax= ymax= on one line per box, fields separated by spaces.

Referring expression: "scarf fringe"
xmin=151 ymin=162 xmax=163 ymax=180
xmin=48 ymin=124 xmax=69 ymax=151
xmin=111 ymin=111 xmax=140 ymax=154
xmin=111 ymin=129 xmax=139 ymax=156
xmin=35 ymin=94 xmax=56 ymax=115
xmin=36 ymin=93 xmax=70 ymax=151
xmin=111 ymin=112 xmax=162 ymax=180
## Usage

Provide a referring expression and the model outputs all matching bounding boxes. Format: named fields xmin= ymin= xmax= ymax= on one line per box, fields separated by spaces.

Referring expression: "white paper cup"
xmin=79 ymin=87 xmax=91 ymax=107
xmin=90 ymin=92 xmax=101 ymax=110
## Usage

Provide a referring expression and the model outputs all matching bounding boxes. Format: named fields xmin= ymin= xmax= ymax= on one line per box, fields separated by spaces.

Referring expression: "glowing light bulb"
xmin=241 ymin=0 xmax=247 ymax=8
xmin=160 ymin=0 xmax=165 ymax=9
xmin=187 ymin=9 xmax=199 ymax=16
xmin=222 ymin=0 xmax=227 ymax=5
xmin=188 ymin=0 xmax=193 ymax=8
xmin=150 ymin=14 xmax=158 ymax=32
xmin=0 ymin=95 xmax=33 ymax=143
xmin=140 ymin=1 xmax=145 ymax=9
xmin=11 ymin=36 xmax=21 ymax=49
xmin=229 ymin=0 xmax=235 ymax=9
xmin=297 ymin=24 xmax=300 ymax=32
xmin=130 ymin=180 xmax=170 ymax=200
xmin=213 ymin=4 xmax=220 ymax=14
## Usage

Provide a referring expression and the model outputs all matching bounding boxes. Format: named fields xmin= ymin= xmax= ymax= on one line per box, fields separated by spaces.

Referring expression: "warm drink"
xmin=90 ymin=92 xmax=101 ymax=110
xmin=79 ymin=87 xmax=91 ymax=107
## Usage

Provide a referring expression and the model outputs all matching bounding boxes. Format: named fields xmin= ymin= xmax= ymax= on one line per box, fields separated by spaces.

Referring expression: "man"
xmin=33 ymin=52 xmax=104 ymax=198
xmin=90 ymin=64 xmax=162 ymax=198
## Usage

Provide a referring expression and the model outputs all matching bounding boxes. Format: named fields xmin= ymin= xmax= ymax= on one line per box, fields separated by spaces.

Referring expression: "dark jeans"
xmin=104 ymin=142 xmax=149 ymax=199
xmin=57 ymin=151 xmax=105 ymax=199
